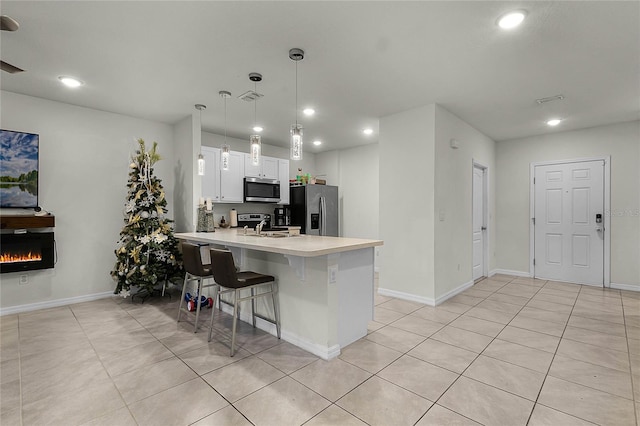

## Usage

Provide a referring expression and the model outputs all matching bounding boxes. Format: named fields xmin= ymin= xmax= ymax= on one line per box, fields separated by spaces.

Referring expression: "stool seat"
xmin=236 ymin=271 xmax=275 ymax=287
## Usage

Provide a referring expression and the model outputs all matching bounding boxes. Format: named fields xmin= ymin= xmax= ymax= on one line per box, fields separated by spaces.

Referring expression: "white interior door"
xmin=534 ymin=160 xmax=604 ymax=286
xmin=472 ymin=165 xmax=486 ymax=281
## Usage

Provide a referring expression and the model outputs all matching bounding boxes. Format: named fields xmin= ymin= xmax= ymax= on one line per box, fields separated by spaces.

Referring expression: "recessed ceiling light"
xmin=303 ymin=108 xmax=315 ymax=116
xmin=252 ymin=126 xmax=263 ymax=133
xmin=497 ymin=11 xmax=526 ymax=30
xmin=313 ymin=140 xmax=322 ymax=146
xmin=546 ymin=118 xmax=562 ymax=127
xmin=363 ymin=128 xmax=373 ymax=135
xmin=58 ymin=76 xmax=84 ymax=88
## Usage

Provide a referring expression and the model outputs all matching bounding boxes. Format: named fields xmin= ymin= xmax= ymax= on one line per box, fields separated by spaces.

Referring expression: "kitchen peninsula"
xmin=175 ymin=229 xmax=383 ymax=359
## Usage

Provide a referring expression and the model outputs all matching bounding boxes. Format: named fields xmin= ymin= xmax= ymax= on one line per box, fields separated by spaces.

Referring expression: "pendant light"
xmin=289 ymin=48 xmax=304 ymax=161
xmin=249 ymin=73 xmax=262 ymax=167
xmin=195 ymin=104 xmax=206 ymax=176
xmin=219 ymin=91 xmax=231 ymax=171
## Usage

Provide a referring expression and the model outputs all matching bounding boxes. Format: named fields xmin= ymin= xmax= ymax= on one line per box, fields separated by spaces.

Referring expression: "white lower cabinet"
xmin=201 ymin=147 xmax=245 ymax=203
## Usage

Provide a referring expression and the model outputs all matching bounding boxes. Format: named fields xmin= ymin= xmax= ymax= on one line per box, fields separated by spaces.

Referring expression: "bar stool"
xmin=207 ymin=248 xmax=281 ymax=356
xmin=177 ymin=242 xmax=217 ymax=333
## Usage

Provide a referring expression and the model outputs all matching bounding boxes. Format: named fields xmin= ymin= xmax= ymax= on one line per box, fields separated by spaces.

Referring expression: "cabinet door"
xmin=201 ymin=147 xmax=221 ymax=202
xmin=278 ymin=159 xmax=290 ymax=205
xmin=220 ymin=151 xmax=245 ymax=203
xmin=262 ymin=157 xmax=279 ymax=180
xmin=244 ymin=153 xmax=262 ymax=178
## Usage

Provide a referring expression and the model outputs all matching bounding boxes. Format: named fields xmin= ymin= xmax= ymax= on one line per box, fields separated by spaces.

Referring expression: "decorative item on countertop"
xmin=196 ymin=198 xmax=215 ymax=232
xmin=219 ymin=216 xmax=230 ymax=228
xmin=196 ymin=205 xmax=207 ymax=232
xmin=111 ymin=138 xmax=183 ymax=299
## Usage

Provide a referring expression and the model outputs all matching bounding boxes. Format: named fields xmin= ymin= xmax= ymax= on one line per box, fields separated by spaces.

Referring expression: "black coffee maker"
xmin=274 ymin=207 xmax=291 ymax=226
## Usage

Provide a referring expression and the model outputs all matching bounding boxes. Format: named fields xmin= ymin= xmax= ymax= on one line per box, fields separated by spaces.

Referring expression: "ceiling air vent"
xmin=536 ymin=94 xmax=564 ymax=104
xmin=238 ymin=90 xmax=263 ymax=102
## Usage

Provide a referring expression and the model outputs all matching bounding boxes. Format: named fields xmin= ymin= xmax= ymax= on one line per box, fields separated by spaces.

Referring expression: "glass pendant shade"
xmin=221 ymin=144 xmax=231 ymax=171
xmin=250 ymin=135 xmax=261 ymax=166
xmin=290 ymin=124 xmax=303 ymax=161
xmin=197 ymin=153 xmax=205 ymax=176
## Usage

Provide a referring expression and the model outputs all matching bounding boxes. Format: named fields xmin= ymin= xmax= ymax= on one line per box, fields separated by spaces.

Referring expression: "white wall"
xmin=496 ymin=120 xmax=640 ymax=287
xmin=434 ymin=105 xmax=496 ymax=296
xmin=172 ymin=113 xmax=198 ymax=232
xmin=0 ymin=91 xmax=175 ymax=310
xmin=379 ymin=104 xmax=436 ymax=301
xmin=316 ymin=145 xmax=379 ymax=240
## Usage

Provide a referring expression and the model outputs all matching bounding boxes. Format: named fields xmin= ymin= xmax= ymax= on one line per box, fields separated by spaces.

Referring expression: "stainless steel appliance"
xmin=244 ymin=177 xmax=280 ymax=203
xmin=237 ymin=213 xmax=271 ymax=229
xmin=290 ymin=185 xmax=338 ymax=236
xmin=274 ymin=207 xmax=291 ymax=226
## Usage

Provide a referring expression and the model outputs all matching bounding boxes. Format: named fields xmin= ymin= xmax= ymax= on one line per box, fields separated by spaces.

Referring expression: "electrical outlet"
xmin=19 ymin=274 xmax=29 ymax=285
xmin=328 ymin=265 xmax=338 ymax=284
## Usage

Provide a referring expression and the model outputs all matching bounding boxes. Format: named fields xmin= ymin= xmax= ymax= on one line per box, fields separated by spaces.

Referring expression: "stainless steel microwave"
xmin=244 ymin=177 xmax=281 ymax=203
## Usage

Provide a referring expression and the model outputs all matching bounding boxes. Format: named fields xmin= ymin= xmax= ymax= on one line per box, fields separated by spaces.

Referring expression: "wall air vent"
xmin=238 ymin=90 xmax=264 ymax=102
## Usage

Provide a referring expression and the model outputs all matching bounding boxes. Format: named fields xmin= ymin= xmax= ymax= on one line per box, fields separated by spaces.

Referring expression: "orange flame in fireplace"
xmin=0 ymin=252 xmax=42 ymax=264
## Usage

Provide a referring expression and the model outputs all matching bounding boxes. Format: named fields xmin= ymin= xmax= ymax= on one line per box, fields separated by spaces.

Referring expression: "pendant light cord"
xmin=254 ymin=82 xmax=258 ymax=128
xmin=224 ymin=97 xmax=227 ymax=143
xmin=295 ymin=60 xmax=298 ymax=126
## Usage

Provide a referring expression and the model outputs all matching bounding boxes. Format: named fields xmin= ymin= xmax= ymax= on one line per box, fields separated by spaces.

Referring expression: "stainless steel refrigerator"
xmin=290 ymin=184 xmax=338 ymax=236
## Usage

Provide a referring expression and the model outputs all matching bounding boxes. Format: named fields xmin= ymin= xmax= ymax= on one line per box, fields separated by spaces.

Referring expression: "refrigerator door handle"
xmin=320 ymin=197 xmax=327 ymax=235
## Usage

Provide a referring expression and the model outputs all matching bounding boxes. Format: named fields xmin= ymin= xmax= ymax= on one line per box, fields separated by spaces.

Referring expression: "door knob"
xmin=481 ymin=226 xmax=487 ymax=231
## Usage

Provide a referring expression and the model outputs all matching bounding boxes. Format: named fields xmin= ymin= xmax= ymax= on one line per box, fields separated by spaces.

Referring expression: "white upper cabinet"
xmin=262 ymin=157 xmax=279 ymax=179
xmin=278 ymin=159 xmax=290 ymax=205
xmin=220 ymin=151 xmax=245 ymax=203
xmin=201 ymin=146 xmax=221 ymax=202
xmin=201 ymin=147 xmax=244 ymax=204
xmin=244 ymin=154 xmax=279 ymax=180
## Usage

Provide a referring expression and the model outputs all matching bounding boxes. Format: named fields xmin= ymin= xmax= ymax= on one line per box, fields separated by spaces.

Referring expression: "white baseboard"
xmin=0 ymin=291 xmax=114 ymax=316
xmin=489 ymin=269 xmax=532 ymax=278
xmin=217 ymin=301 xmax=341 ymax=360
xmin=378 ymin=280 xmax=474 ymax=307
xmin=377 ymin=288 xmax=434 ymax=306
xmin=610 ymin=282 xmax=640 ymax=292
xmin=435 ymin=280 xmax=474 ymax=305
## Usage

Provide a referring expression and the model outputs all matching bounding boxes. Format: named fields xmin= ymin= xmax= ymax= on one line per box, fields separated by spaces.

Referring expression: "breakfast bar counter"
xmin=175 ymin=229 xmax=383 ymax=359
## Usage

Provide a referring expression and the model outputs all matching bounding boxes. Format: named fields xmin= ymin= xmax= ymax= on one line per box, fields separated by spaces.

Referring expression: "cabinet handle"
xmin=221 ymin=196 xmax=224 ymax=199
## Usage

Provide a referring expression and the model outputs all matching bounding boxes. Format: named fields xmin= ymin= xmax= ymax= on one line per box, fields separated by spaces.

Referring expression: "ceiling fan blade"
xmin=1 ymin=61 xmax=24 ymax=73
xmin=0 ymin=15 xmax=19 ymax=31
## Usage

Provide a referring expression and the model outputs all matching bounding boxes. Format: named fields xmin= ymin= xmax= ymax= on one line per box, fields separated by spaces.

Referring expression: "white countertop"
xmin=175 ymin=229 xmax=383 ymax=257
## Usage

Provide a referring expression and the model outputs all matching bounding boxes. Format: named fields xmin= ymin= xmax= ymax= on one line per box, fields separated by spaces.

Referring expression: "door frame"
xmin=472 ymin=160 xmax=489 ymax=281
xmin=529 ymin=156 xmax=611 ymax=287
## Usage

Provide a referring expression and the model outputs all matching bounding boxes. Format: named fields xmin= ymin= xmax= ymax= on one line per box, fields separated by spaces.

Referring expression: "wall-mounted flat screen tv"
xmin=0 ymin=129 xmax=39 ymax=208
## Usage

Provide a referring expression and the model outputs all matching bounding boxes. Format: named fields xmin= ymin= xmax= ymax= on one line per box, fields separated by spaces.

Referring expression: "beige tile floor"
xmin=1 ymin=275 xmax=639 ymax=425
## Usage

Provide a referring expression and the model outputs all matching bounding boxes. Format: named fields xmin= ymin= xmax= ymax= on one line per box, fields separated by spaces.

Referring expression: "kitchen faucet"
xmin=256 ymin=220 xmax=267 ymax=235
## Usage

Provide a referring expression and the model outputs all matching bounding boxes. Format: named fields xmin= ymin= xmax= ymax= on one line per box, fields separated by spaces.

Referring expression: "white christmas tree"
xmin=111 ymin=139 xmax=183 ymax=297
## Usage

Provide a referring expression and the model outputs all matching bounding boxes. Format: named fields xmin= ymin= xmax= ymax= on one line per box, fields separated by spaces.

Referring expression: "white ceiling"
xmin=1 ymin=1 xmax=638 ymax=152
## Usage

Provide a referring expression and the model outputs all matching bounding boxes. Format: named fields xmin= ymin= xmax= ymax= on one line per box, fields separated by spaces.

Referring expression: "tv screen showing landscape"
xmin=0 ymin=129 xmax=39 ymax=208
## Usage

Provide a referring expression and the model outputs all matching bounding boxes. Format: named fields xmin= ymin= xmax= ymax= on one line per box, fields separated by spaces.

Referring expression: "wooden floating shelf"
xmin=0 ymin=215 xmax=55 ymax=229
